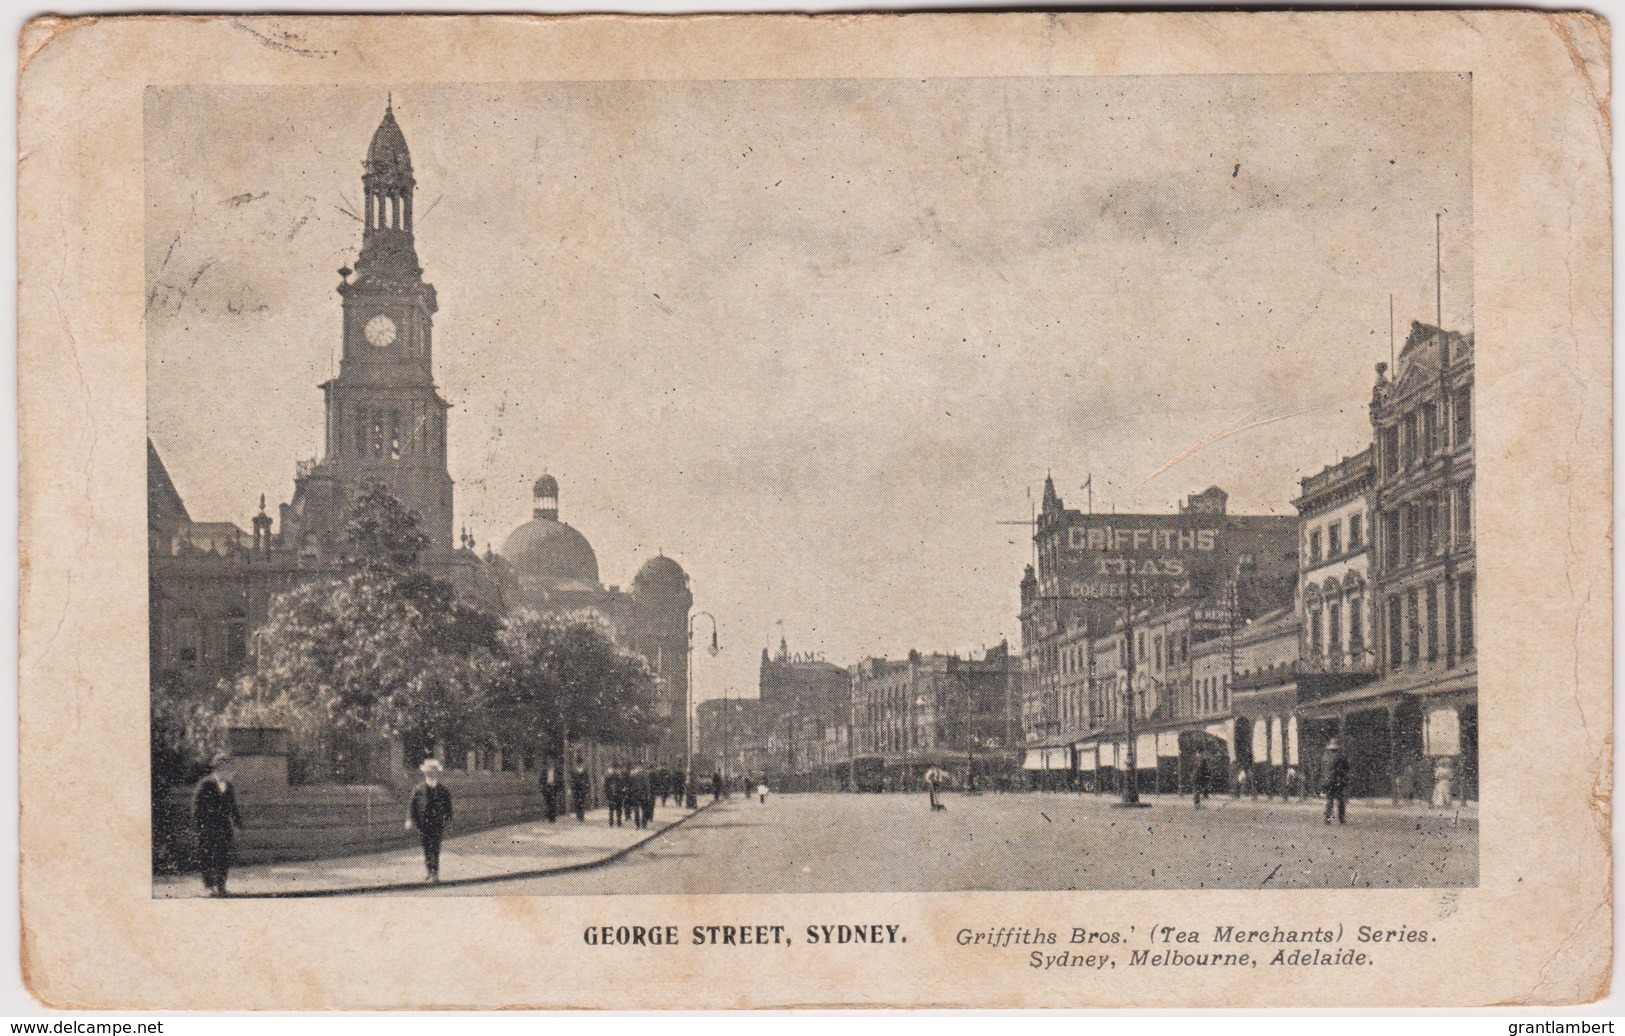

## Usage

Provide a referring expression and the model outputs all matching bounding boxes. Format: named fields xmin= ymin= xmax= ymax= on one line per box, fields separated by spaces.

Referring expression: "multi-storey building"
xmin=852 ymin=645 xmax=1019 ymax=787
xmin=1018 ymin=479 xmax=1297 ymax=789
xmin=1295 ymin=447 xmax=1376 ymax=671
xmin=1328 ymin=321 xmax=1477 ymax=800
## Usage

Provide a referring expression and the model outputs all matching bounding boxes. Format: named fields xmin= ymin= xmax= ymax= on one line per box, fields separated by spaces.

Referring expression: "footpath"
xmin=1056 ymin=789 xmax=1478 ymax=821
xmin=154 ymin=801 xmax=710 ymax=899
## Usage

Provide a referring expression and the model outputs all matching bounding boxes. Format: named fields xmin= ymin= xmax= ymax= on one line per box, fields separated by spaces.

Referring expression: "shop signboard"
xmin=1052 ymin=514 xmax=1227 ymax=600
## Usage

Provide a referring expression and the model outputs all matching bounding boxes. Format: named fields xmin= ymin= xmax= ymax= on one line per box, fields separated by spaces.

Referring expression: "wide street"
xmin=382 ymin=790 xmax=1476 ymax=896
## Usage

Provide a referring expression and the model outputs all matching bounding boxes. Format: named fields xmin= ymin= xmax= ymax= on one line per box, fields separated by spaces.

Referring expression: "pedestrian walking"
xmin=540 ymin=762 xmax=559 ymax=823
xmin=1431 ymin=756 xmax=1456 ymax=808
xmin=569 ymin=757 xmax=588 ymax=822
xmin=711 ymin=770 xmax=724 ymax=802
xmin=673 ymin=769 xmax=688 ymax=808
xmin=1322 ymin=739 xmax=1351 ymax=825
xmin=629 ymin=765 xmax=652 ymax=830
xmin=1192 ymin=750 xmax=1212 ymax=809
xmin=604 ymin=766 xmax=623 ymax=827
xmin=924 ymin=766 xmax=947 ymax=811
xmin=656 ymin=766 xmax=671 ymax=807
xmin=406 ymin=758 xmax=454 ymax=882
xmin=757 ymin=781 xmax=769 ymax=805
xmin=192 ymin=751 xmax=243 ymax=897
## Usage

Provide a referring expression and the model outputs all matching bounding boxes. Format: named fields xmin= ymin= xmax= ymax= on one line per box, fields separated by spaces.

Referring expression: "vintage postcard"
xmin=17 ymin=12 xmax=1611 ymax=1009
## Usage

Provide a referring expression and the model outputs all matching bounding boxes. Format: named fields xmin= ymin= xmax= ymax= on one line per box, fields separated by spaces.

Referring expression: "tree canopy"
xmin=193 ymin=482 xmax=664 ymax=770
xmin=488 ymin=610 xmax=664 ymax=752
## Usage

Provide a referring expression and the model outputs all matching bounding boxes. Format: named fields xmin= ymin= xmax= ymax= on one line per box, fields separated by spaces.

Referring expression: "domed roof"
xmin=500 ymin=517 xmax=600 ymax=589
xmin=365 ymin=102 xmax=413 ymax=179
xmin=634 ymin=554 xmax=688 ymax=587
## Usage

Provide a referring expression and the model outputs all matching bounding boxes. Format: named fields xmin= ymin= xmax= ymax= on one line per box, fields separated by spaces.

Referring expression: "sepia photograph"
xmin=18 ymin=11 xmax=1609 ymax=1010
xmin=146 ymin=74 xmax=1477 ymax=899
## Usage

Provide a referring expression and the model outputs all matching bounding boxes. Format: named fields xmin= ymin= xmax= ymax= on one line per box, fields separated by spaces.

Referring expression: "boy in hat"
xmin=192 ymin=751 xmax=243 ymax=897
xmin=406 ymin=758 xmax=454 ymax=882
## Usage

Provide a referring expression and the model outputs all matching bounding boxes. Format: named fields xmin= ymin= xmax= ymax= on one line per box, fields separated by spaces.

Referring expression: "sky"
xmin=145 ymin=74 xmax=1472 ymax=702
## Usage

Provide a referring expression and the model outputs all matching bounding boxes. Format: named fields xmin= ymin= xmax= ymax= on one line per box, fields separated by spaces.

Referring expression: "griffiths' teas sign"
xmin=1057 ymin=516 xmax=1224 ymax=600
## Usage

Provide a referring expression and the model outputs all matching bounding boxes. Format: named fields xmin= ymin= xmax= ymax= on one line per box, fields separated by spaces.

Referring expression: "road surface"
xmin=383 ymin=791 xmax=1476 ymax=896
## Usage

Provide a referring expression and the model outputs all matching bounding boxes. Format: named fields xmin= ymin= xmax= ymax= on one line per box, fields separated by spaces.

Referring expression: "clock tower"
xmin=287 ymin=100 xmax=456 ymax=554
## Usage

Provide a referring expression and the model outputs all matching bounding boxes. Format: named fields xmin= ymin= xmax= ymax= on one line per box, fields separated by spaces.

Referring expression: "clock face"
xmin=364 ymin=314 xmax=398 ymax=348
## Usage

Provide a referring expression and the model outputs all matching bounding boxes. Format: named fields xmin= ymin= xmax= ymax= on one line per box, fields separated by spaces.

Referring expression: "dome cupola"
xmin=533 ymin=473 xmax=559 ymax=521
xmin=500 ymin=473 xmax=600 ymax=597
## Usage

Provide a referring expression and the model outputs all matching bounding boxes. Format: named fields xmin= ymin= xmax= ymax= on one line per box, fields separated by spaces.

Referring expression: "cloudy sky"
xmin=146 ymin=75 xmax=1471 ymax=700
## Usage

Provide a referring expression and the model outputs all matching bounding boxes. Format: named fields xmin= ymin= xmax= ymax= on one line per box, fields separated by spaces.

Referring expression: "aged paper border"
xmin=17 ymin=12 xmax=1612 ymax=1009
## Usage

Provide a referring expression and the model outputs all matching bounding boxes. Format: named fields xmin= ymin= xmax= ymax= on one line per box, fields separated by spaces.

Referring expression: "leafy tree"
xmin=341 ymin=482 xmax=432 ymax=573
xmin=489 ymin=610 xmax=663 ymax=758
xmin=248 ymin=484 xmax=501 ymax=750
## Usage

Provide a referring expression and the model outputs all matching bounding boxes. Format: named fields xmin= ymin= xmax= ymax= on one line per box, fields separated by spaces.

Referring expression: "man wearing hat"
xmin=406 ymin=758 xmax=454 ymax=882
xmin=192 ymin=751 xmax=244 ymax=897
xmin=1322 ymin=738 xmax=1352 ymax=825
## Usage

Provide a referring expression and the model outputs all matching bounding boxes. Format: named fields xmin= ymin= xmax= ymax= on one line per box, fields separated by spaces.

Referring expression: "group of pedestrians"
xmin=1188 ymin=738 xmax=1354 ymax=825
xmin=538 ymin=758 xmax=593 ymax=823
xmin=604 ymin=766 xmax=659 ymax=831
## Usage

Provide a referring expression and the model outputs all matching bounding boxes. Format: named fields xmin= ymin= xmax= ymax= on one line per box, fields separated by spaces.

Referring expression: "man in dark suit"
xmin=540 ymin=762 xmax=559 ymax=823
xmin=604 ymin=765 xmax=623 ymax=827
xmin=405 ymin=758 xmax=454 ymax=882
xmin=1323 ymin=738 xmax=1352 ymax=825
xmin=192 ymin=751 xmax=243 ymax=897
xmin=569 ymin=757 xmax=589 ymax=822
xmin=627 ymin=765 xmax=650 ymax=830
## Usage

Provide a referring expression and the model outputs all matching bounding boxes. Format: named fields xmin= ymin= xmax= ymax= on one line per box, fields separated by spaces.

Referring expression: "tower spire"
xmin=355 ymin=100 xmax=420 ymax=283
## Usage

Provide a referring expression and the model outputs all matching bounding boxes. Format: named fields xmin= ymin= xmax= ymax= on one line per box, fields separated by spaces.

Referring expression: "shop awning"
xmin=1232 ymin=684 xmax=1299 ymax=718
xmin=1022 ymin=749 xmax=1045 ymax=771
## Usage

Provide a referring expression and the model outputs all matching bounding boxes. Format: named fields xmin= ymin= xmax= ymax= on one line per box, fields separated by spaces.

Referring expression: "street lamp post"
xmin=721 ymin=685 xmax=731 ymax=794
xmin=687 ymin=611 xmax=718 ymax=809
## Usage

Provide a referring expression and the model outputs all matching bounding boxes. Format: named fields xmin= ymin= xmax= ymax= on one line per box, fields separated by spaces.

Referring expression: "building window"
xmin=1456 ymin=482 xmax=1473 ymax=544
xmin=1381 ymin=425 xmax=1400 ymax=477
xmin=1387 ymin=598 xmax=1403 ymax=672
xmin=1154 ymin=635 xmax=1163 ymax=670
xmin=1422 ymin=403 xmax=1438 ymax=458
xmin=1425 ymin=583 xmax=1439 ymax=662
xmin=1308 ymin=607 xmax=1323 ymax=659
xmin=1349 ymin=513 xmax=1363 ymax=550
xmin=1405 ymin=410 xmax=1421 ymax=468
xmin=1327 ymin=520 xmax=1342 ymax=559
xmin=1349 ymin=598 xmax=1365 ymax=656
xmin=1406 ymin=587 xmax=1421 ymax=665
xmin=1327 ymin=602 xmax=1342 ymax=660
xmin=1424 ymin=495 xmax=1440 ymax=555
xmin=1459 ymin=573 xmax=1475 ymax=656
xmin=1383 ymin=510 xmax=1401 ymax=569
xmin=1308 ymin=529 xmax=1322 ymax=564
xmin=1454 ymin=387 xmax=1472 ymax=446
